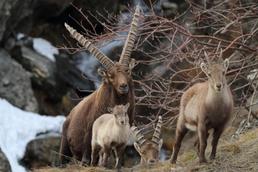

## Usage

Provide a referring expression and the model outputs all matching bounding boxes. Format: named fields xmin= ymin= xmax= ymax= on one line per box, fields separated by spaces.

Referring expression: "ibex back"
xmin=170 ymin=55 xmax=233 ymax=163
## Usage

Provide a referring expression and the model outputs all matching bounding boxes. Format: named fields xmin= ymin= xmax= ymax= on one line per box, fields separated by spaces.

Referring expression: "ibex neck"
xmin=206 ymin=83 xmax=230 ymax=105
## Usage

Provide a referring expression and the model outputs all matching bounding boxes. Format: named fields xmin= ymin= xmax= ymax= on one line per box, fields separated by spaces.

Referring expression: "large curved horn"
xmin=64 ymin=23 xmax=114 ymax=70
xmin=119 ymin=5 xmax=140 ymax=66
xmin=152 ymin=116 xmax=162 ymax=145
xmin=131 ymin=126 xmax=146 ymax=147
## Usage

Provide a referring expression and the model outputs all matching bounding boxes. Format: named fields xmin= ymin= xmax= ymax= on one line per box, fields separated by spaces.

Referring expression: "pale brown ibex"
xmin=91 ymin=103 xmax=130 ymax=168
xmin=170 ymin=52 xmax=234 ymax=163
xmin=59 ymin=6 xmax=141 ymax=164
xmin=132 ymin=116 xmax=163 ymax=165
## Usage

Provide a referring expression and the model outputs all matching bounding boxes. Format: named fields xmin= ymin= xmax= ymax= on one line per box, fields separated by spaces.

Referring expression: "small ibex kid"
xmin=170 ymin=52 xmax=233 ymax=164
xmin=91 ymin=103 xmax=130 ymax=168
xmin=132 ymin=116 xmax=163 ymax=165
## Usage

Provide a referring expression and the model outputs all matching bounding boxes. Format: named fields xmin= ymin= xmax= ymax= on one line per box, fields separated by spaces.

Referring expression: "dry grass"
xmin=35 ymin=128 xmax=258 ymax=172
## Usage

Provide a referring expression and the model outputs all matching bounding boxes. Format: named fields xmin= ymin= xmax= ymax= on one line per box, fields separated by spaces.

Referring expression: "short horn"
xmin=119 ymin=5 xmax=140 ymax=66
xmin=204 ymin=51 xmax=211 ymax=65
xmin=64 ymin=23 xmax=114 ymax=70
xmin=152 ymin=116 xmax=162 ymax=145
xmin=219 ymin=48 xmax=223 ymax=62
xmin=131 ymin=126 xmax=146 ymax=147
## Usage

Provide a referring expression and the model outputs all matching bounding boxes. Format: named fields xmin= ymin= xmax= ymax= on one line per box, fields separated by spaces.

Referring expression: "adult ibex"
xmin=59 ymin=6 xmax=141 ymax=164
xmin=170 ymin=52 xmax=233 ymax=163
xmin=91 ymin=103 xmax=131 ymax=168
xmin=132 ymin=116 xmax=163 ymax=165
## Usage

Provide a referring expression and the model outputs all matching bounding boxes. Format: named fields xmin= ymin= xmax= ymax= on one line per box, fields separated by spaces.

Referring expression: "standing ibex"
xmin=132 ymin=116 xmax=163 ymax=165
xmin=59 ymin=6 xmax=141 ymax=164
xmin=170 ymin=53 xmax=233 ymax=164
xmin=91 ymin=103 xmax=130 ymax=168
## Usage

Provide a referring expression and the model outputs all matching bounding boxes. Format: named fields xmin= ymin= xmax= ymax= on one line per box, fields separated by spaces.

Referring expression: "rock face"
xmin=0 ymin=0 xmax=73 ymax=42
xmin=0 ymin=148 xmax=11 ymax=172
xmin=21 ymin=137 xmax=60 ymax=169
xmin=11 ymin=45 xmax=57 ymax=93
xmin=0 ymin=0 xmax=32 ymax=42
xmin=0 ymin=49 xmax=38 ymax=112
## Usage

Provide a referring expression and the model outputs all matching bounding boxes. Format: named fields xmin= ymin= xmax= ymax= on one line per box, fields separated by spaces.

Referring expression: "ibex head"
xmin=201 ymin=50 xmax=229 ymax=92
xmin=132 ymin=116 xmax=163 ymax=165
xmin=109 ymin=103 xmax=130 ymax=126
xmin=64 ymin=6 xmax=140 ymax=95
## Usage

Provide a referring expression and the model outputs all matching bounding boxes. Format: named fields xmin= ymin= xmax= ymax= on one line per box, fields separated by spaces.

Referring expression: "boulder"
xmin=10 ymin=41 xmax=78 ymax=115
xmin=0 ymin=148 xmax=11 ymax=172
xmin=0 ymin=49 xmax=38 ymax=112
xmin=21 ymin=136 xmax=60 ymax=169
xmin=11 ymin=45 xmax=57 ymax=92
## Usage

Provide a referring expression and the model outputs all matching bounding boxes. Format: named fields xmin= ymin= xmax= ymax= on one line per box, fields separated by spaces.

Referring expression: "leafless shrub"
xmin=62 ymin=1 xmax=258 ymax=132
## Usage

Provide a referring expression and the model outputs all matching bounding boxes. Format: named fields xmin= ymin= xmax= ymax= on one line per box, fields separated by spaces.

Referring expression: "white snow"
xmin=0 ymin=99 xmax=65 ymax=172
xmin=247 ymin=69 xmax=258 ymax=81
xmin=16 ymin=33 xmax=25 ymax=40
xmin=32 ymin=38 xmax=59 ymax=62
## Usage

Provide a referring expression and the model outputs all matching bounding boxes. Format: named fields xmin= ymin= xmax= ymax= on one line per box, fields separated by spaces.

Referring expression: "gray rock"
xmin=0 ymin=148 xmax=11 ymax=172
xmin=0 ymin=0 xmax=32 ymax=41
xmin=21 ymin=136 xmax=61 ymax=169
xmin=11 ymin=45 xmax=56 ymax=89
xmin=0 ymin=49 xmax=38 ymax=112
xmin=0 ymin=0 xmax=73 ymax=42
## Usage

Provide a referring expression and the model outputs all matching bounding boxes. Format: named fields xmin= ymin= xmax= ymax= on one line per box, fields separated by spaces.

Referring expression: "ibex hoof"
xmin=199 ymin=159 xmax=207 ymax=164
xmin=210 ymin=155 xmax=215 ymax=160
xmin=170 ymin=159 xmax=176 ymax=164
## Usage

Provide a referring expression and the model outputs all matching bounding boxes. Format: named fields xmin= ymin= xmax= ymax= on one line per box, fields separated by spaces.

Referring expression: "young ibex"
xmin=132 ymin=116 xmax=163 ymax=165
xmin=170 ymin=53 xmax=233 ymax=164
xmin=91 ymin=103 xmax=130 ymax=168
xmin=59 ymin=6 xmax=141 ymax=164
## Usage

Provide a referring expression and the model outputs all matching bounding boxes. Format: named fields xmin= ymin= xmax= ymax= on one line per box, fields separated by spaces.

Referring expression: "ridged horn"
xmin=152 ymin=116 xmax=162 ymax=145
xmin=119 ymin=5 xmax=140 ymax=66
xmin=64 ymin=23 xmax=114 ymax=70
xmin=131 ymin=126 xmax=146 ymax=147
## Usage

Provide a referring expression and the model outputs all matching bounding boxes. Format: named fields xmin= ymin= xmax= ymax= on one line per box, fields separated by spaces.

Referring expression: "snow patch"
xmin=0 ymin=99 xmax=65 ymax=172
xmin=247 ymin=69 xmax=258 ymax=81
xmin=16 ymin=33 xmax=25 ymax=40
xmin=32 ymin=38 xmax=59 ymax=62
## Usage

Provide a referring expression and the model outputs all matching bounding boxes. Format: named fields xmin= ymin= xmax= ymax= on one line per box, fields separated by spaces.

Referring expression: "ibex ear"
xmin=107 ymin=107 xmax=113 ymax=113
xmin=200 ymin=62 xmax=209 ymax=76
xmin=134 ymin=142 xmax=142 ymax=155
xmin=129 ymin=58 xmax=137 ymax=71
xmin=158 ymin=139 xmax=163 ymax=151
xmin=98 ymin=68 xmax=111 ymax=83
xmin=125 ymin=103 xmax=130 ymax=110
xmin=223 ymin=58 xmax=229 ymax=71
